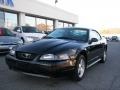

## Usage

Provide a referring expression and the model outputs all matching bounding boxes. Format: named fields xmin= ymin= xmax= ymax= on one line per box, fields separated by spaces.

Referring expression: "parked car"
xmin=0 ymin=27 xmax=23 ymax=54
xmin=13 ymin=26 xmax=46 ymax=43
xmin=6 ymin=27 xmax=107 ymax=81
xmin=111 ymin=36 xmax=119 ymax=41
xmin=105 ymin=37 xmax=111 ymax=41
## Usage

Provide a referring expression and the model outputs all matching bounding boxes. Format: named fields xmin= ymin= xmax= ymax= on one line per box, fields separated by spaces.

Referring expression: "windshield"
xmin=45 ymin=28 xmax=89 ymax=42
xmin=22 ymin=27 xmax=40 ymax=33
xmin=0 ymin=28 xmax=14 ymax=36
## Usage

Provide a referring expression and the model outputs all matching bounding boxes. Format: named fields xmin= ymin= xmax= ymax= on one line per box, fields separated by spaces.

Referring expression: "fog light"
xmin=9 ymin=49 xmax=15 ymax=56
xmin=70 ymin=61 xmax=73 ymax=66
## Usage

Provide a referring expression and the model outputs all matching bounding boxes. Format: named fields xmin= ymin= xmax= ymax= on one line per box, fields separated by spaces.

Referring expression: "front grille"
xmin=37 ymin=60 xmax=64 ymax=65
xmin=16 ymin=52 xmax=36 ymax=61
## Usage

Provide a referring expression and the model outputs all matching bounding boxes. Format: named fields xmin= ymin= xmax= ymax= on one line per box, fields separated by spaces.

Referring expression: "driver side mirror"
xmin=16 ymin=29 xmax=21 ymax=33
xmin=89 ymin=38 xmax=98 ymax=44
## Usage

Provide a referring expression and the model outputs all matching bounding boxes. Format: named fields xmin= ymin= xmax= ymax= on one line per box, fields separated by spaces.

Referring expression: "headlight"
xmin=26 ymin=36 xmax=39 ymax=42
xmin=40 ymin=54 xmax=69 ymax=60
xmin=9 ymin=49 xmax=15 ymax=56
xmin=26 ymin=37 xmax=34 ymax=42
xmin=40 ymin=54 xmax=55 ymax=60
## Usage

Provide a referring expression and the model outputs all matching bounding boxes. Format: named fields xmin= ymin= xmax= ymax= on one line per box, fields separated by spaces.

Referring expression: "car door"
xmin=87 ymin=30 xmax=103 ymax=64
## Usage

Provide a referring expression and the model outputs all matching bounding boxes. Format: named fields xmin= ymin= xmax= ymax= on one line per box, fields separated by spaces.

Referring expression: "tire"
xmin=21 ymin=38 xmax=25 ymax=43
xmin=100 ymin=50 xmax=107 ymax=63
xmin=73 ymin=55 xmax=86 ymax=81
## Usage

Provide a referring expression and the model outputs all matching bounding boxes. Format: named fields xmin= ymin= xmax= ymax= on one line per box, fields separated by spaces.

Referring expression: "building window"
xmin=69 ymin=23 xmax=73 ymax=27
xmin=58 ymin=21 xmax=64 ymax=28
xmin=25 ymin=16 xmax=36 ymax=26
xmin=36 ymin=18 xmax=47 ymax=31
xmin=0 ymin=10 xmax=5 ymax=27
xmin=5 ymin=12 xmax=18 ymax=29
xmin=47 ymin=20 xmax=53 ymax=31
xmin=0 ymin=11 xmax=18 ymax=29
xmin=64 ymin=23 xmax=69 ymax=27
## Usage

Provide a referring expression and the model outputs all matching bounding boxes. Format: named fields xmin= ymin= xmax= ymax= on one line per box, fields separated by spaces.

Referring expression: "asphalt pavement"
xmin=0 ymin=42 xmax=120 ymax=90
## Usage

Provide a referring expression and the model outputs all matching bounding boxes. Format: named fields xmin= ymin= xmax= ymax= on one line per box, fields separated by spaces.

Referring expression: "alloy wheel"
xmin=77 ymin=57 xmax=85 ymax=78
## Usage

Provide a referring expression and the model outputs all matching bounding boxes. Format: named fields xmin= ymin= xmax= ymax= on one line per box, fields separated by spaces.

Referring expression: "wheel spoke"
xmin=79 ymin=63 xmax=82 ymax=68
xmin=78 ymin=58 xmax=85 ymax=78
xmin=81 ymin=67 xmax=84 ymax=73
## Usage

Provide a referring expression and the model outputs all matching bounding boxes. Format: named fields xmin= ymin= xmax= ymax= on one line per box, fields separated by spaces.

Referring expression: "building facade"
xmin=0 ymin=0 xmax=78 ymax=31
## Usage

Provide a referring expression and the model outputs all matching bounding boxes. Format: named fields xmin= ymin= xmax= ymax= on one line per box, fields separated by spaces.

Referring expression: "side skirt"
xmin=87 ymin=58 xmax=101 ymax=68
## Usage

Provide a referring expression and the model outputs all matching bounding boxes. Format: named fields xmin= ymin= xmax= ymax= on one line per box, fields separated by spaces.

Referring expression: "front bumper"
xmin=6 ymin=55 xmax=76 ymax=77
xmin=0 ymin=45 xmax=16 ymax=54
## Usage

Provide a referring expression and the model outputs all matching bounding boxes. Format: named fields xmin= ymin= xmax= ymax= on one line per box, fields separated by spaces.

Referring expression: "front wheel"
xmin=100 ymin=50 xmax=107 ymax=63
xmin=21 ymin=38 xmax=25 ymax=43
xmin=73 ymin=55 xmax=86 ymax=81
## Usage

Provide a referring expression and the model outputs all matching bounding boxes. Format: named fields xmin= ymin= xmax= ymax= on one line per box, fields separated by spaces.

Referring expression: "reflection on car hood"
xmin=16 ymin=39 xmax=86 ymax=54
xmin=0 ymin=36 xmax=20 ymax=45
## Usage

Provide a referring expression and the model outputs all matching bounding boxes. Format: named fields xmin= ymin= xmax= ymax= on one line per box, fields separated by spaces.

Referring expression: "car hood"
xmin=23 ymin=33 xmax=46 ymax=39
xmin=0 ymin=36 xmax=20 ymax=45
xmin=16 ymin=39 xmax=86 ymax=55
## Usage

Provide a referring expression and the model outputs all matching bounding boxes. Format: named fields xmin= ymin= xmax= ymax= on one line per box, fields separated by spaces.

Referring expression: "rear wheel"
xmin=100 ymin=50 xmax=107 ymax=63
xmin=73 ymin=55 xmax=86 ymax=81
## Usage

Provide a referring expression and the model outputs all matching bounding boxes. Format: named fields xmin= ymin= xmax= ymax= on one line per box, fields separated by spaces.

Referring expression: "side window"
xmin=90 ymin=30 xmax=101 ymax=41
xmin=13 ymin=27 xmax=20 ymax=32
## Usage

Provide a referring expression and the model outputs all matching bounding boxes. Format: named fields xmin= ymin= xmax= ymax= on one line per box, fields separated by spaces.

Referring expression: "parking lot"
xmin=0 ymin=42 xmax=120 ymax=90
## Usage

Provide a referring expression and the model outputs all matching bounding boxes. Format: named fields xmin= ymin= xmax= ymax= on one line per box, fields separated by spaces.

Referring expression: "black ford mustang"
xmin=6 ymin=28 xmax=107 ymax=81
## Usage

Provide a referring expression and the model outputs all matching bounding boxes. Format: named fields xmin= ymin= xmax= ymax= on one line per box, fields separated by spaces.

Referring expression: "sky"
xmin=36 ymin=0 xmax=120 ymax=30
